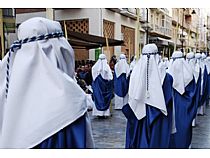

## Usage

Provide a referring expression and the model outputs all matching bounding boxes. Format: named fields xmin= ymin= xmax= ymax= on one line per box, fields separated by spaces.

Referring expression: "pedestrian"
xmin=84 ymin=64 xmax=93 ymax=86
xmin=0 ymin=17 xmax=94 ymax=148
xmin=168 ymin=51 xmax=196 ymax=148
xmin=122 ymin=44 xmax=173 ymax=148
xmin=109 ymin=55 xmax=117 ymax=72
xmin=91 ymin=54 xmax=113 ymax=118
xmin=114 ymin=54 xmax=130 ymax=110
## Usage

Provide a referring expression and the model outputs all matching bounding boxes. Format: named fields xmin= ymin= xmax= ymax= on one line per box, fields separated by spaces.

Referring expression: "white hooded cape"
xmin=128 ymin=44 xmax=167 ymax=120
xmin=91 ymin=54 xmax=112 ymax=116
xmin=168 ymin=51 xmax=193 ymax=95
xmin=0 ymin=17 xmax=90 ymax=148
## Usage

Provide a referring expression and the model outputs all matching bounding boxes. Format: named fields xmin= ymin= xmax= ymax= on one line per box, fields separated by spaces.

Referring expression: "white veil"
xmin=0 ymin=17 xmax=88 ymax=148
xmin=128 ymin=44 xmax=167 ymax=120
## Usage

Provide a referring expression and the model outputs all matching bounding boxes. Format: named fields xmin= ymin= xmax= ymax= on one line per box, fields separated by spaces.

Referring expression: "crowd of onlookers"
xmin=75 ymin=55 xmax=120 ymax=93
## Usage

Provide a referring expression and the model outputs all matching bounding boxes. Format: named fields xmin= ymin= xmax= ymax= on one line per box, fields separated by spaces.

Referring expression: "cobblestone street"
xmin=89 ymin=104 xmax=210 ymax=149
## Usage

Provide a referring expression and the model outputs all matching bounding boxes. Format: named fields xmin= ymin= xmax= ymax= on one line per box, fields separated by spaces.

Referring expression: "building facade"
xmin=171 ymin=8 xmax=210 ymax=54
xmin=148 ymin=8 xmax=173 ymax=57
xmin=14 ymin=8 xmax=147 ymax=61
xmin=1 ymin=8 xmax=210 ymax=60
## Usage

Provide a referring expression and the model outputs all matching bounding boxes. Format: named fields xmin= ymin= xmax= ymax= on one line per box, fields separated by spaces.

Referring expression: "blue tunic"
xmin=33 ymin=114 xmax=87 ymax=149
xmin=169 ymin=79 xmax=196 ymax=148
xmin=122 ymin=73 xmax=173 ymax=148
xmin=114 ymin=72 xmax=129 ymax=97
xmin=92 ymin=75 xmax=113 ymax=111
xmin=194 ymin=72 xmax=201 ymax=112
xmin=208 ymin=74 xmax=210 ymax=98
xmin=200 ymin=66 xmax=208 ymax=106
xmin=149 ymin=73 xmax=173 ymax=148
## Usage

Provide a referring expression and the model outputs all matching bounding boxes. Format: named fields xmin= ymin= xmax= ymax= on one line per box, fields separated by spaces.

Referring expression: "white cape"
xmin=0 ymin=17 xmax=90 ymax=148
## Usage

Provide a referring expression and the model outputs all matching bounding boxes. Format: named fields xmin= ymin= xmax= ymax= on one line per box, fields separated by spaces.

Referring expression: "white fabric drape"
xmin=168 ymin=51 xmax=193 ymax=95
xmin=128 ymin=44 xmax=167 ymax=120
xmin=92 ymin=54 xmax=113 ymax=81
xmin=0 ymin=17 xmax=90 ymax=148
xmin=115 ymin=54 xmax=130 ymax=78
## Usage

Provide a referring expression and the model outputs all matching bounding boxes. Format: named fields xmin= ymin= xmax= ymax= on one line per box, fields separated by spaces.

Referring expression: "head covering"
xmin=162 ymin=57 xmax=169 ymax=68
xmin=129 ymin=55 xmax=137 ymax=72
xmin=158 ymin=59 xmax=167 ymax=85
xmin=186 ymin=52 xmax=195 ymax=61
xmin=128 ymin=44 xmax=167 ymax=120
xmin=186 ymin=52 xmax=200 ymax=83
xmin=201 ymin=53 xmax=207 ymax=69
xmin=0 ymin=17 xmax=88 ymax=148
xmin=206 ymin=56 xmax=210 ymax=74
xmin=168 ymin=51 xmax=193 ymax=95
xmin=92 ymin=54 xmax=113 ymax=81
xmin=115 ymin=54 xmax=130 ymax=78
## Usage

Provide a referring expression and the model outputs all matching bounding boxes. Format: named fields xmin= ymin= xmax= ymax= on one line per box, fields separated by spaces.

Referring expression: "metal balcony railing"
xmin=151 ymin=24 xmax=172 ymax=37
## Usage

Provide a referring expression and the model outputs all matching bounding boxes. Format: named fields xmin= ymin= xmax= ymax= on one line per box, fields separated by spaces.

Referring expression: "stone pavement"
xmin=89 ymin=104 xmax=210 ymax=149
xmin=191 ymin=105 xmax=210 ymax=148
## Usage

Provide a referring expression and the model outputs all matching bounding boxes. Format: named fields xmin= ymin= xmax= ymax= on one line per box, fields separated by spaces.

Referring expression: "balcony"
xmin=151 ymin=24 xmax=172 ymax=38
xmin=109 ymin=8 xmax=138 ymax=20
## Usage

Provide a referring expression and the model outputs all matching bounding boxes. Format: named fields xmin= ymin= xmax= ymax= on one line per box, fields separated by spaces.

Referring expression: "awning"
xmin=67 ymin=31 xmax=124 ymax=49
xmin=149 ymin=37 xmax=174 ymax=46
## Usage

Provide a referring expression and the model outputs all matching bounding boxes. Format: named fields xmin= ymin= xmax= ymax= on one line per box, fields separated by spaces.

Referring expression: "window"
xmin=3 ymin=9 xmax=14 ymax=17
xmin=161 ymin=15 xmax=165 ymax=27
xmin=156 ymin=15 xmax=159 ymax=25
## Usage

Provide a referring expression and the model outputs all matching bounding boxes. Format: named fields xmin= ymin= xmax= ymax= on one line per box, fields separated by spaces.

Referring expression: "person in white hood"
xmin=0 ymin=17 xmax=94 ymax=148
xmin=114 ymin=54 xmax=130 ymax=109
xmin=197 ymin=53 xmax=208 ymax=115
xmin=91 ymin=54 xmax=113 ymax=117
xmin=186 ymin=52 xmax=201 ymax=127
xmin=122 ymin=44 xmax=174 ymax=148
xmin=168 ymin=51 xmax=196 ymax=148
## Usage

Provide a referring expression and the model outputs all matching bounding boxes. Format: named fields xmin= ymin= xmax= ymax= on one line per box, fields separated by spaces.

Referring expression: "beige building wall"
xmin=172 ymin=8 xmax=201 ymax=52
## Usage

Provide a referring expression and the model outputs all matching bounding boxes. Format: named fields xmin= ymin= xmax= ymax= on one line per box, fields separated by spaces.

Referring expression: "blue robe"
xmin=208 ymin=73 xmax=210 ymax=98
xmin=92 ymin=75 xmax=113 ymax=111
xmin=169 ymin=79 xmax=196 ymax=148
xmin=122 ymin=73 xmax=173 ymax=148
xmin=114 ymin=72 xmax=129 ymax=97
xmin=149 ymin=73 xmax=173 ymax=148
xmin=194 ymin=72 xmax=201 ymax=112
xmin=34 ymin=114 xmax=87 ymax=149
xmin=200 ymin=66 xmax=208 ymax=106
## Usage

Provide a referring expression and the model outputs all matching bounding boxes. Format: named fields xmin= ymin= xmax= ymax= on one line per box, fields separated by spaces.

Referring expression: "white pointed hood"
xmin=92 ymin=54 xmax=113 ymax=81
xmin=128 ymin=44 xmax=167 ymax=120
xmin=0 ymin=17 xmax=88 ymax=148
xmin=115 ymin=54 xmax=130 ymax=78
xmin=168 ymin=51 xmax=193 ymax=95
